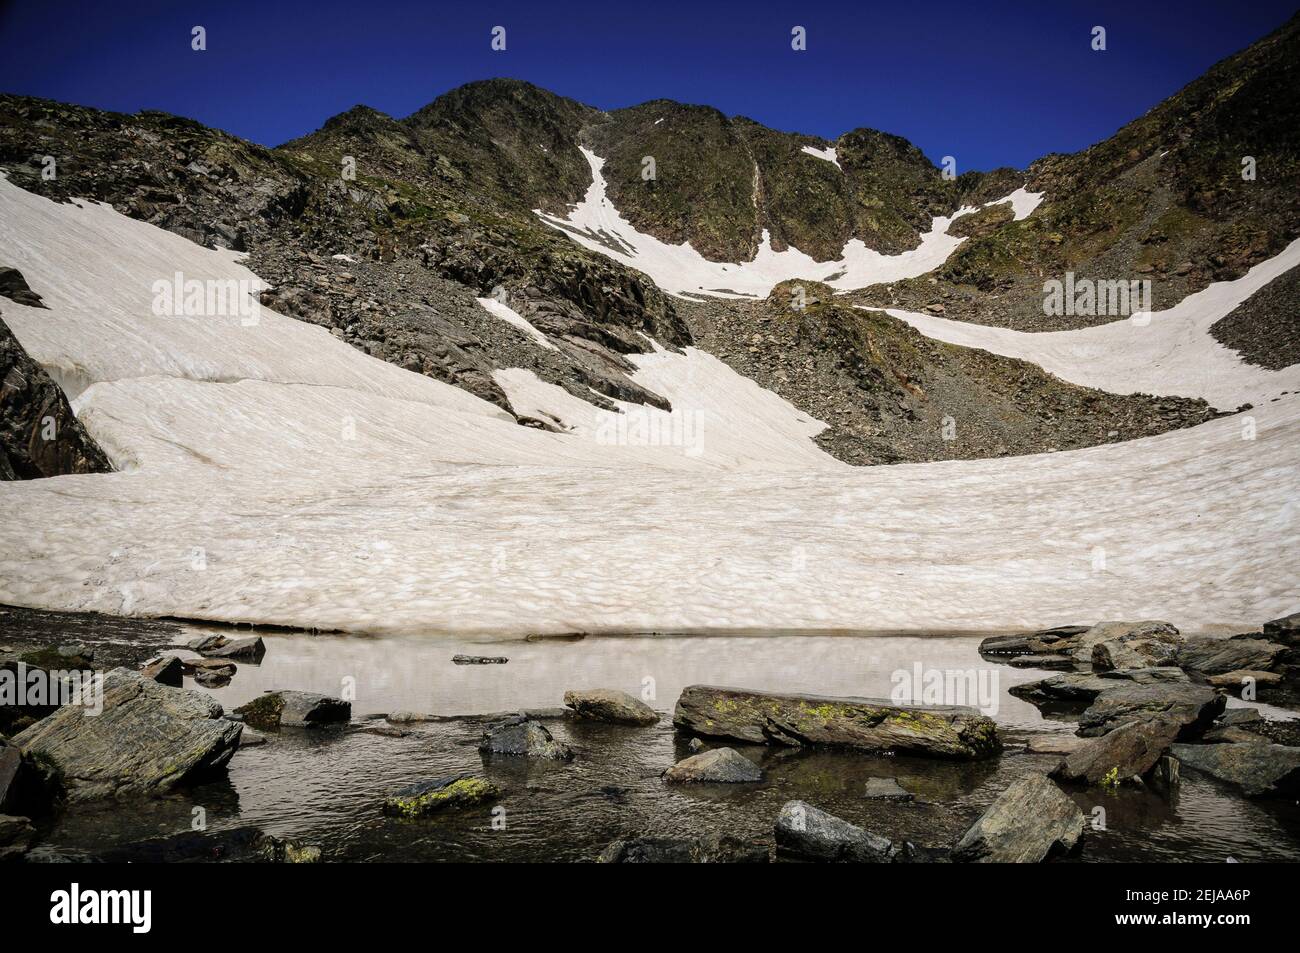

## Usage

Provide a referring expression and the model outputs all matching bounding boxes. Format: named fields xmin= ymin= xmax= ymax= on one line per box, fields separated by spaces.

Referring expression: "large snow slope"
xmin=536 ymin=147 xmax=1043 ymax=299
xmin=0 ymin=175 xmax=1295 ymax=634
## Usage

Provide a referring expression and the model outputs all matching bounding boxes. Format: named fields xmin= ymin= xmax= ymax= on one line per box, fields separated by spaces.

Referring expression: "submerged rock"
xmin=13 ymin=668 xmax=242 ymax=801
xmin=1052 ymin=715 xmax=1184 ymax=785
xmin=1023 ymin=734 xmax=1090 ymax=755
xmin=673 ymin=685 xmax=1000 ymax=759
xmin=479 ymin=717 xmax=573 ymax=760
xmin=564 ymin=688 xmax=658 ymax=726
xmin=953 ymin=774 xmax=1084 ymax=863
xmin=234 ymin=690 xmax=351 ymax=730
xmin=863 ymin=777 xmax=914 ymax=801
xmin=775 ymin=800 xmax=894 ymax=862
xmin=1077 ymin=683 xmax=1224 ymax=738
xmin=1171 ymin=742 xmax=1300 ymax=797
xmin=382 ymin=773 xmax=500 ymax=817
xmin=663 ymin=747 xmax=763 ymax=783
xmin=597 ymin=834 xmax=769 ymax=863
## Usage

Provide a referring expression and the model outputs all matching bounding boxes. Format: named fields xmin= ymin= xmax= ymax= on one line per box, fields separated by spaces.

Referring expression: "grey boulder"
xmin=479 ymin=717 xmax=573 ymax=760
xmin=775 ymin=800 xmax=894 ymax=862
xmin=234 ymin=690 xmax=351 ymax=730
xmin=953 ymin=773 xmax=1084 ymax=863
xmin=563 ymin=688 xmax=658 ymax=726
xmin=662 ymin=747 xmax=763 ymax=783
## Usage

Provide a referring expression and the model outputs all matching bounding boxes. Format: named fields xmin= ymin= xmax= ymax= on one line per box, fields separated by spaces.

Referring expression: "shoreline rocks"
xmin=12 ymin=668 xmax=242 ymax=801
xmin=598 ymin=834 xmax=769 ymax=863
xmin=564 ymin=688 xmax=658 ymax=726
xmin=234 ymin=690 xmax=351 ymax=730
xmin=673 ymin=685 xmax=1001 ymax=759
xmin=662 ymin=747 xmax=763 ymax=783
xmin=1077 ymin=683 xmax=1224 ymax=738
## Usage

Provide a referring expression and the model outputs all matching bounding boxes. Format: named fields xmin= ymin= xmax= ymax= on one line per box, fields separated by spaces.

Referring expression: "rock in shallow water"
xmin=1171 ymin=742 xmax=1300 ymax=797
xmin=564 ymin=688 xmax=658 ymax=725
xmin=673 ymin=685 xmax=1000 ymax=759
xmin=1077 ymin=683 xmax=1224 ymax=738
xmin=382 ymin=773 xmax=500 ymax=817
xmin=234 ymin=690 xmax=351 ymax=730
xmin=775 ymin=800 xmax=895 ymax=862
xmin=597 ymin=834 xmax=769 ymax=863
xmin=863 ymin=777 xmax=914 ymax=800
xmin=453 ymin=654 xmax=508 ymax=665
xmin=1052 ymin=715 xmax=1184 ymax=786
xmin=13 ymin=668 xmax=242 ymax=801
xmin=952 ymin=773 xmax=1084 ymax=863
xmin=663 ymin=746 xmax=763 ymax=783
xmin=479 ymin=717 xmax=573 ymax=760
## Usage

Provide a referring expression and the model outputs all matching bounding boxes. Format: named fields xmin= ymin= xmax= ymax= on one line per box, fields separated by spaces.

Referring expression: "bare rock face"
xmin=952 ymin=774 xmax=1085 ymax=863
xmin=13 ymin=668 xmax=242 ymax=800
xmin=1 ymin=312 xmax=113 ymax=480
xmin=662 ymin=747 xmax=763 ymax=783
xmin=1171 ymin=742 xmax=1300 ymax=797
xmin=673 ymin=685 xmax=1001 ymax=759
xmin=563 ymin=688 xmax=658 ymax=726
xmin=1051 ymin=715 xmax=1185 ymax=785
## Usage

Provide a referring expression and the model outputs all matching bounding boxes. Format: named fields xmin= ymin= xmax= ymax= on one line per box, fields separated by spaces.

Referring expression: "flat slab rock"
xmin=953 ymin=773 xmax=1085 ymax=863
xmin=1176 ymin=637 xmax=1283 ymax=676
xmin=234 ymin=690 xmax=351 ymax=730
xmin=673 ymin=685 xmax=1000 ymax=759
xmin=563 ymin=688 xmax=658 ymax=725
xmin=1078 ymin=683 xmax=1224 ymax=738
xmin=663 ymin=746 xmax=763 ymax=783
xmin=1171 ymin=742 xmax=1300 ymax=797
xmin=13 ymin=668 xmax=242 ymax=801
xmin=863 ymin=777 xmax=914 ymax=800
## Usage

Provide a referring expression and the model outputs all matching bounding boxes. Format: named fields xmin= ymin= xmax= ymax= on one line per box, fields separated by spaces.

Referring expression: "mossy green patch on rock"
xmin=382 ymin=774 xmax=500 ymax=818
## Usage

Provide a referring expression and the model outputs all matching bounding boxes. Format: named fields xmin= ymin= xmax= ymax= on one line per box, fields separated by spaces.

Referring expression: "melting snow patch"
xmin=476 ymin=296 xmax=557 ymax=351
xmin=800 ymin=144 xmax=841 ymax=169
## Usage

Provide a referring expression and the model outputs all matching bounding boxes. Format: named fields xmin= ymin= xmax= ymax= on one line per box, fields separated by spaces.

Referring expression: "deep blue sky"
xmin=0 ymin=1 xmax=1295 ymax=170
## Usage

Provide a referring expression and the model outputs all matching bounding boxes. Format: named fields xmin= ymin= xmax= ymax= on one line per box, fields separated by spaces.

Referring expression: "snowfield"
xmin=536 ymin=147 xmax=1042 ymax=299
xmin=0 ymin=174 xmax=1295 ymax=634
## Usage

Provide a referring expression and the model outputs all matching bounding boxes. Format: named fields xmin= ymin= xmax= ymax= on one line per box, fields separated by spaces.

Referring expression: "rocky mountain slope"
xmin=2 ymin=12 xmax=1292 ymax=467
xmin=857 ymin=10 xmax=1300 ymax=331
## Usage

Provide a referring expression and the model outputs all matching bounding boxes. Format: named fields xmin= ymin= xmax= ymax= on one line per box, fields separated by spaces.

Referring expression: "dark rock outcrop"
xmin=479 ymin=716 xmax=573 ymax=760
xmin=597 ymin=834 xmax=769 ymax=863
xmin=1171 ymin=742 xmax=1300 ymax=797
xmin=234 ymin=690 xmax=350 ymax=730
xmin=1 ymin=313 xmax=112 ymax=480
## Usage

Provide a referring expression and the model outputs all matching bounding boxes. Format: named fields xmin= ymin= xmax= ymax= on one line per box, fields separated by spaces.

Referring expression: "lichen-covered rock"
xmin=953 ymin=774 xmax=1084 ymax=863
xmin=597 ymin=834 xmax=769 ymax=863
xmin=563 ymin=688 xmax=658 ymax=726
xmin=1052 ymin=715 xmax=1184 ymax=785
xmin=662 ymin=746 xmax=763 ymax=783
xmin=673 ymin=685 xmax=1000 ymax=759
xmin=12 ymin=668 xmax=241 ymax=801
xmin=1171 ymin=742 xmax=1300 ymax=797
xmin=381 ymin=773 xmax=499 ymax=817
xmin=479 ymin=717 xmax=573 ymax=760
xmin=1077 ymin=683 xmax=1224 ymax=738
xmin=774 ymin=800 xmax=895 ymax=862
xmin=234 ymin=690 xmax=350 ymax=730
